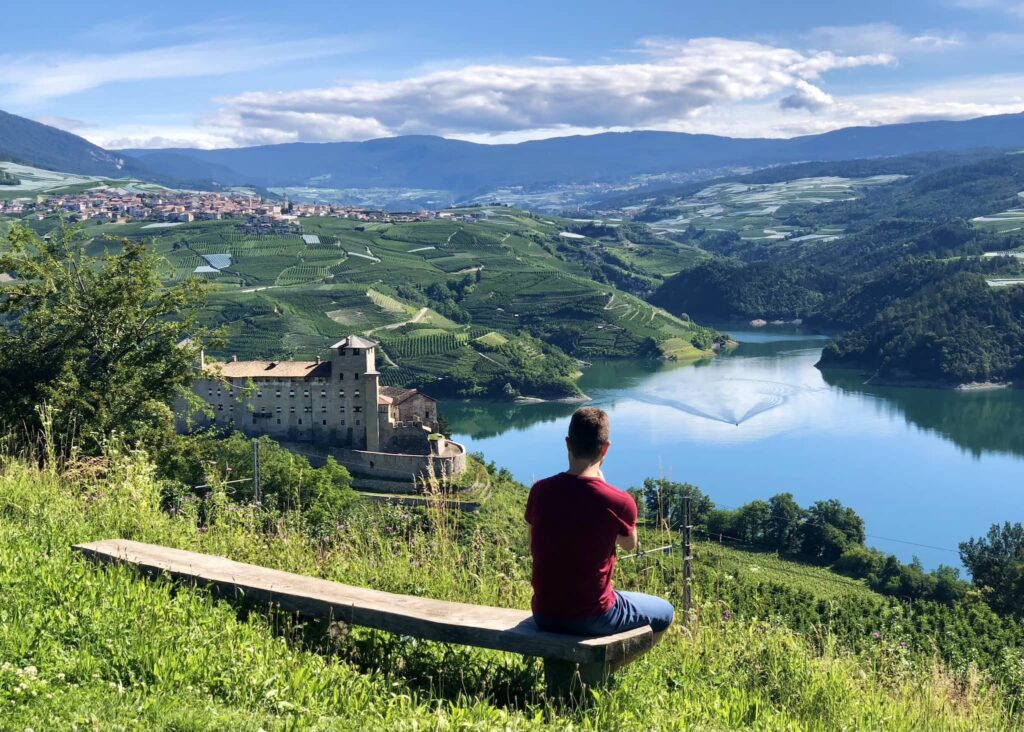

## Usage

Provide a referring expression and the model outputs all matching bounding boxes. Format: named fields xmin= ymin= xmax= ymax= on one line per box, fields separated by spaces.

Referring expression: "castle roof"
xmin=205 ymin=360 xmax=331 ymax=379
xmin=380 ymin=385 xmax=437 ymax=404
xmin=330 ymin=334 xmax=377 ymax=350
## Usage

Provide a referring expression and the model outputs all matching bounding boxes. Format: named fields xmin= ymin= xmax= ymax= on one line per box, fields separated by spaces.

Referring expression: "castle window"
xmin=256 ymin=391 xmax=263 ymax=398
xmin=321 ymin=406 xmax=326 ymax=413
xmin=276 ymin=391 xmax=281 ymax=398
xmin=276 ymin=406 xmax=282 ymax=413
xmin=341 ymin=419 xmax=346 ymax=425
xmin=303 ymin=390 xmax=309 ymax=398
xmin=289 ymin=390 xmax=295 ymax=397
xmin=290 ymin=407 xmax=295 ymax=413
xmin=298 ymin=418 xmax=302 ymax=424
xmin=217 ymin=404 xmax=223 ymax=411
xmin=356 ymin=419 xmax=361 ymax=426
xmin=353 ymin=406 xmax=362 ymax=413
xmin=354 ymin=372 xmax=360 ymax=380
xmin=322 ymin=420 xmax=327 ymax=425
xmin=338 ymin=390 xmax=345 ymax=398
xmin=277 ymin=419 xmax=281 ymax=424
xmin=339 ymin=373 xmax=344 ymax=381
xmin=320 ymin=390 xmax=326 ymax=398
xmin=354 ymin=390 xmax=360 ymax=398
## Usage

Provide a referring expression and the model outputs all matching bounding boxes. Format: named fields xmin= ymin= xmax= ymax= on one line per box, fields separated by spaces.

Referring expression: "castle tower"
xmin=329 ymin=335 xmax=380 ymax=451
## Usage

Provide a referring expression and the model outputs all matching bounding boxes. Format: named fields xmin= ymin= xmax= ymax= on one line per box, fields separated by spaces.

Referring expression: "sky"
xmin=1 ymin=0 xmax=1023 ymax=150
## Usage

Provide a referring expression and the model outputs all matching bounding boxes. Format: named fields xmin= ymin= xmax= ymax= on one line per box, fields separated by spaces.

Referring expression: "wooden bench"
xmin=72 ymin=539 xmax=654 ymax=699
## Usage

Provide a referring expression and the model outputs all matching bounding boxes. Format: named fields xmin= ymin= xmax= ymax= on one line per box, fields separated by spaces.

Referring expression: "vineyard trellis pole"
xmin=253 ymin=439 xmax=262 ymax=506
xmin=683 ymin=495 xmax=693 ymax=626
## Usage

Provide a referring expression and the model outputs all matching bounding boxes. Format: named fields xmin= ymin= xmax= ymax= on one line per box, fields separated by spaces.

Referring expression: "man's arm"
xmin=616 ymin=527 xmax=638 ymax=552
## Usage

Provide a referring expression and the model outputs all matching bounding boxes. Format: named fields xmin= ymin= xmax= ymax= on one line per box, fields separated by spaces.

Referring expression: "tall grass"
xmin=0 ymin=448 xmax=1018 ymax=730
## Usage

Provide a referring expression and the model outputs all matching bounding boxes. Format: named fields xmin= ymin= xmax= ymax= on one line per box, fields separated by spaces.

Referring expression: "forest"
xmin=649 ymin=152 xmax=1024 ymax=385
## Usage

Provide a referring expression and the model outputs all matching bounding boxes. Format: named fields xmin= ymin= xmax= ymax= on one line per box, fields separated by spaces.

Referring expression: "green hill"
xmin=1 ymin=450 xmax=1020 ymax=730
xmin=649 ymin=151 xmax=1024 ymax=386
xmin=39 ymin=209 xmax=721 ymax=399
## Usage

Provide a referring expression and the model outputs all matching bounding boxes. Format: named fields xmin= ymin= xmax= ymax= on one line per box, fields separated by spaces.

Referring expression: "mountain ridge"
xmin=119 ymin=111 xmax=1024 ymax=194
xmin=3 ymin=106 xmax=1023 ymax=198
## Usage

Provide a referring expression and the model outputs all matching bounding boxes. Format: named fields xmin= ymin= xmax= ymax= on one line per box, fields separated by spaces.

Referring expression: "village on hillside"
xmin=0 ymin=186 xmax=493 ymax=229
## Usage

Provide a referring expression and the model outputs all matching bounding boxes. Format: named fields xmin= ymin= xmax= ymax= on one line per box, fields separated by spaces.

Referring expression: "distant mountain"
xmin=3 ymin=104 xmax=1023 ymax=200
xmin=0 ymin=109 xmax=135 ymax=177
xmin=121 ymin=112 xmax=1024 ymax=197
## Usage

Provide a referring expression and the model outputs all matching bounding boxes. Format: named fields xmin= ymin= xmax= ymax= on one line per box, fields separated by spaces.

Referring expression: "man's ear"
xmin=600 ymin=441 xmax=611 ymax=460
xmin=565 ymin=436 xmax=574 ymax=457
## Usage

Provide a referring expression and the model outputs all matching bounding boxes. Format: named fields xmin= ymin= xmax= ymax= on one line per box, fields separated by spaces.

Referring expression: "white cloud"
xmin=779 ymin=80 xmax=835 ymax=111
xmin=0 ymin=34 xmax=370 ymax=103
xmin=204 ymin=38 xmax=891 ymax=145
xmin=56 ymin=31 xmax=1024 ymax=150
xmin=806 ymin=23 xmax=963 ymax=55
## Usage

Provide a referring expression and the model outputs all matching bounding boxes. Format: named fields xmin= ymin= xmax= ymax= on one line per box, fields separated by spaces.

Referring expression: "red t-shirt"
xmin=525 ymin=472 xmax=637 ymax=619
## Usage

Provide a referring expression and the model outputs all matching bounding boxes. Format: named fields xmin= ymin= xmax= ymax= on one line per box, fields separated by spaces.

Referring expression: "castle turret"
xmin=329 ymin=335 xmax=380 ymax=451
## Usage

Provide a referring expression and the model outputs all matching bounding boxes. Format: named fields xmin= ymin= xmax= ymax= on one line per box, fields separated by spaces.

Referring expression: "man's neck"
xmin=567 ymin=461 xmax=603 ymax=478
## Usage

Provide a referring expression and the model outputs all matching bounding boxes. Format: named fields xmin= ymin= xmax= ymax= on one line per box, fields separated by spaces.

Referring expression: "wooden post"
xmin=683 ymin=495 xmax=693 ymax=625
xmin=543 ymin=659 xmax=609 ymax=705
xmin=253 ymin=439 xmax=261 ymax=505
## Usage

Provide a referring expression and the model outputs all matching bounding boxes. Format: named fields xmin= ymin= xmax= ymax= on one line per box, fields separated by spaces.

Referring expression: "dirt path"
xmin=367 ymin=307 xmax=429 ymax=333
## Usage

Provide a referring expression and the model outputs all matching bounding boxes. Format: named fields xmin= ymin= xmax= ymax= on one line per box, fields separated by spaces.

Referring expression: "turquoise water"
xmin=444 ymin=328 xmax=1024 ymax=569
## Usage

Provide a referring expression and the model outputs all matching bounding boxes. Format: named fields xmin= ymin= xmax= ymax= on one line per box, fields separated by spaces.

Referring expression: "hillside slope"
xmin=23 ymin=209 xmax=718 ymax=399
xmin=649 ymin=151 xmax=1024 ymax=385
xmin=0 ymin=451 xmax=1018 ymax=730
xmin=0 ymin=109 xmax=135 ymax=177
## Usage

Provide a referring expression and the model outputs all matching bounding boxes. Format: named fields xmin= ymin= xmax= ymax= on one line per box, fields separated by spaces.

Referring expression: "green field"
xmin=645 ymin=175 xmax=906 ymax=244
xmin=972 ymin=192 xmax=1024 ymax=234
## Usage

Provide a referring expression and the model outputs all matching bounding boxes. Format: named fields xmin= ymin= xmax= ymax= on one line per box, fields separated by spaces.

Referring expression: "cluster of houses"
xmin=0 ymin=186 xmax=495 ymax=228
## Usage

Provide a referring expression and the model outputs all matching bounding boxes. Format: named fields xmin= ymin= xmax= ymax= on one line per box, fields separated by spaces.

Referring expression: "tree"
xmin=636 ymin=478 xmax=713 ymax=531
xmin=767 ymin=492 xmax=804 ymax=554
xmin=799 ymin=499 xmax=865 ymax=563
xmin=734 ymin=500 xmax=771 ymax=546
xmin=960 ymin=522 xmax=1024 ymax=615
xmin=0 ymin=222 xmax=217 ymax=456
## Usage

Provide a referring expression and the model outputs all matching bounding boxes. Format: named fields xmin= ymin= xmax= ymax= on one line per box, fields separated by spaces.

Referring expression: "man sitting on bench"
xmin=526 ymin=407 xmax=674 ymax=639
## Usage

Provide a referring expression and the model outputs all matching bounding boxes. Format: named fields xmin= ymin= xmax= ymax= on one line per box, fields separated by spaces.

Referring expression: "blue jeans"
xmin=534 ymin=591 xmax=675 ymax=636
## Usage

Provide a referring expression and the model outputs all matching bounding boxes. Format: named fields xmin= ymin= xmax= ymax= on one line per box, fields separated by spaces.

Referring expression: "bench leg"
xmin=543 ymin=659 xmax=610 ymax=704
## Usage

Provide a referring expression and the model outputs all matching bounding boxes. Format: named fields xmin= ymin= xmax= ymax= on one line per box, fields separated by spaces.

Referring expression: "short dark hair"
xmin=567 ymin=407 xmax=610 ymax=460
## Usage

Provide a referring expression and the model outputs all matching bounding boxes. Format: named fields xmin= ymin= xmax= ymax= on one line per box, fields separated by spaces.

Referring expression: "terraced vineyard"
xmin=17 ymin=208 xmax=722 ymax=397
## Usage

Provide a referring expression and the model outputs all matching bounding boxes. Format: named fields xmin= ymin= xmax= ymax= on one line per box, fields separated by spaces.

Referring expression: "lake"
xmin=444 ymin=327 xmax=1024 ymax=570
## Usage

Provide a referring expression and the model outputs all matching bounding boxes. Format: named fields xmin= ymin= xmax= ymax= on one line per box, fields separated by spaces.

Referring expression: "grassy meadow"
xmin=1 ymin=446 xmax=1022 ymax=731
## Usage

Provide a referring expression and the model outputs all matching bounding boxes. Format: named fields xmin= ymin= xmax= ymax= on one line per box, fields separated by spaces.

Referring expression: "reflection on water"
xmin=447 ymin=330 xmax=1024 ymax=459
xmin=444 ymin=327 xmax=1024 ymax=568
xmin=822 ymin=370 xmax=1024 ymax=459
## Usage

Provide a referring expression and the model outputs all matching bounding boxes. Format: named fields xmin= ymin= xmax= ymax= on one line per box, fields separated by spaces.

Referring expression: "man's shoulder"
xmin=594 ymin=479 xmax=634 ymax=505
xmin=531 ymin=473 xmax=566 ymax=494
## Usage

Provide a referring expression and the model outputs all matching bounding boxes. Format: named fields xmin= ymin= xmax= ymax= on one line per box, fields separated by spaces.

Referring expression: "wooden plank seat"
xmin=73 ymin=539 xmax=654 ymax=699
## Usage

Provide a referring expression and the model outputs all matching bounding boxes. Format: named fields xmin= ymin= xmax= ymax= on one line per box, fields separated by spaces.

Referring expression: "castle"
xmin=178 ymin=335 xmax=466 ymax=483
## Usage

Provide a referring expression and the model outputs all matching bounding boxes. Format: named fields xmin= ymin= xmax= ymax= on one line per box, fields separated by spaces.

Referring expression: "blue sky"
xmin=1 ymin=0 xmax=1022 ymax=149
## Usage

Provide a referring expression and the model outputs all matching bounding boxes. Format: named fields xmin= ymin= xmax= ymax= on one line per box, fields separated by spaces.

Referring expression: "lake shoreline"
xmin=815 ymin=363 xmax=1019 ymax=391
